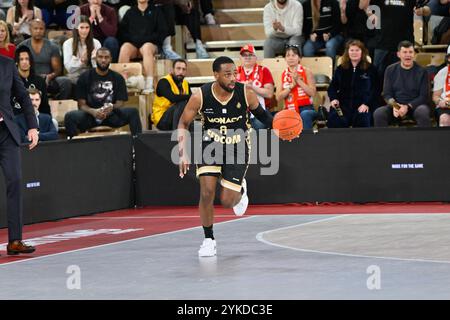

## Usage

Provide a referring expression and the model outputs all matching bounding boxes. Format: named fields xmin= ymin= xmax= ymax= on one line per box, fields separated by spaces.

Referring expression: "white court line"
xmin=69 ymin=215 xmax=237 ymax=219
xmin=0 ymin=216 xmax=256 ymax=267
xmin=256 ymin=214 xmax=450 ymax=265
xmin=70 ymin=212 xmax=450 ymax=220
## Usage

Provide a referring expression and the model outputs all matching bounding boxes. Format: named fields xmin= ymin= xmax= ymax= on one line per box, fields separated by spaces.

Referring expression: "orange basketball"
xmin=273 ymin=109 xmax=303 ymax=141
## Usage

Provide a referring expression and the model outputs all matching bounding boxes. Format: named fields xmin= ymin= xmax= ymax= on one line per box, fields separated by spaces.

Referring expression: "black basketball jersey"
xmin=199 ymin=82 xmax=251 ymax=145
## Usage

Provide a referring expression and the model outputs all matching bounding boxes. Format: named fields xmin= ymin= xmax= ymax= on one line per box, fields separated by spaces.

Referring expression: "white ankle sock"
xmin=163 ymin=36 xmax=172 ymax=51
xmin=145 ymin=76 xmax=153 ymax=89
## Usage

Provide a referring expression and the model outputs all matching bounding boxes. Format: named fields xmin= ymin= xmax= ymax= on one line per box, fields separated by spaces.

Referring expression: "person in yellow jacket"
xmin=152 ymin=59 xmax=192 ymax=130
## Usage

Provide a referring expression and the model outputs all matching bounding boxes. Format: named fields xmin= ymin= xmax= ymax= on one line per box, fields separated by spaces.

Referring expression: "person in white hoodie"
xmin=263 ymin=0 xmax=304 ymax=58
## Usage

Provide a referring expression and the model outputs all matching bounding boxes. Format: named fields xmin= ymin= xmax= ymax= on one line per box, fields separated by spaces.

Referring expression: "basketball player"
xmin=177 ymin=56 xmax=274 ymax=257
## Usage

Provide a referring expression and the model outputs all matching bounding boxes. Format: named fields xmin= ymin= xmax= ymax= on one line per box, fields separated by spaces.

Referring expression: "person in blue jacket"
xmin=327 ymin=39 xmax=379 ymax=128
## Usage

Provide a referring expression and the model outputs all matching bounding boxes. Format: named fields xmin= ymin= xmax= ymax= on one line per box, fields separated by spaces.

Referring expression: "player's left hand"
xmin=27 ymin=128 xmax=39 ymax=150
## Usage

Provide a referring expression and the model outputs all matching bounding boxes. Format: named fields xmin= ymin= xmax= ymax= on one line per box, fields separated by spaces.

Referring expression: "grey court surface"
xmin=1 ymin=214 xmax=450 ymax=300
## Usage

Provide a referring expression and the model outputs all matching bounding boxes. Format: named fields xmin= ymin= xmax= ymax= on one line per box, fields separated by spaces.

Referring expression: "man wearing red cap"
xmin=236 ymin=44 xmax=275 ymax=129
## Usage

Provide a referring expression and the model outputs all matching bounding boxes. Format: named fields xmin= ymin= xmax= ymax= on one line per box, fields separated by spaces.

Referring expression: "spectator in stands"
xmin=0 ymin=20 xmax=15 ymax=58
xmin=175 ymin=0 xmax=210 ymax=58
xmin=432 ymin=46 xmax=450 ymax=126
xmin=368 ymin=0 xmax=430 ymax=80
xmin=302 ymin=0 xmax=344 ymax=60
xmin=15 ymin=87 xmax=58 ymax=142
xmin=263 ymin=0 xmax=304 ymax=58
xmin=63 ymin=15 xmax=101 ymax=86
xmin=101 ymin=0 xmax=134 ymax=11
xmin=200 ymin=0 xmax=215 ymax=24
xmin=276 ymin=44 xmax=317 ymax=129
xmin=80 ymin=0 xmax=120 ymax=63
xmin=64 ymin=47 xmax=142 ymax=137
xmin=431 ymin=15 xmax=450 ymax=45
xmin=373 ymin=41 xmax=431 ymax=127
xmin=17 ymin=19 xmax=72 ymax=99
xmin=152 ymin=58 xmax=191 ymax=130
xmin=342 ymin=0 xmax=377 ymax=57
xmin=34 ymin=0 xmax=79 ymax=28
xmin=428 ymin=0 xmax=449 ymax=16
xmin=154 ymin=1 xmax=182 ymax=60
xmin=6 ymin=0 xmax=42 ymax=45
xmin=0 ymin=0 xmax=13 ymax=21
xmin=327 ymin=40 xmax=378 ymax=128
xmin=339 ymin=0 xmax=347 ymax=26
xmin=236 ymin=44 xmax=275 ymax=129
xmin=14 ymin=45 xmax=51 ymax=116
xmin=118 ymin=0 xmax=168 ymax=94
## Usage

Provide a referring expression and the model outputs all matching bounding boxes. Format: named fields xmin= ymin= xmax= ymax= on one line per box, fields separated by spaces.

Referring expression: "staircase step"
xmin=215 ymin=8 xmax=264 ymax=24
xmin=200 ymin=23 xmax=265 ymax=42
xmin=186 ymin=39 xmax=265 ymax=51
xmin=213 ymin=0 xmax=268 ymax=9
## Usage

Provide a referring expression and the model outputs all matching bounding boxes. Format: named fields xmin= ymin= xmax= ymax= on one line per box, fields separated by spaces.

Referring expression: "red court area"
xmin=1 ymin=203 xmax=450 ymax=264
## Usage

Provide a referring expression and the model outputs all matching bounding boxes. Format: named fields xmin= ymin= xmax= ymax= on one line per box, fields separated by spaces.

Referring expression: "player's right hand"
xmin=179 ymin=155 xmax=190 ymax=178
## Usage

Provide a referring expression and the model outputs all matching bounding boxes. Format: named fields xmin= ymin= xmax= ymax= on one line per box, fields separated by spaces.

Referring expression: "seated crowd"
xmin=0 ymin=0 xmax=447 ymax=144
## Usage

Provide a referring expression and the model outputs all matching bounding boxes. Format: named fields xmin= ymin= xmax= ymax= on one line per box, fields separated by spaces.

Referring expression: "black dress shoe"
xmin=7 ymin=240 xmax=36 ymax=255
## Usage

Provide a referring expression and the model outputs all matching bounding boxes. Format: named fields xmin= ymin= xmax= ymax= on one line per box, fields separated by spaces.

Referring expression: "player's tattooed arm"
xmin=246 ymin=87 xmax=260 ymax=111
xmin=246 ymin=87 xmax=274 ymax=129
xmin=177 ymin=91 xmax=202 ymax=178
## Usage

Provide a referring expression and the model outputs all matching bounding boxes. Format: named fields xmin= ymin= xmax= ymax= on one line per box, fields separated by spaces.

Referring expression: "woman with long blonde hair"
xmin=0 ymin=20 xmax=15 ymax=59
xmin=327 ymin=39 xmax=378 ymax=128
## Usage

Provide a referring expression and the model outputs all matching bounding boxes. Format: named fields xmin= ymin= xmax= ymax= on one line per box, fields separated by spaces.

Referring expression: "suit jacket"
xmin=0 ymin=55 xmax=37 ymax=145
xmin=15 ymin=112 xmax=58 ymax=143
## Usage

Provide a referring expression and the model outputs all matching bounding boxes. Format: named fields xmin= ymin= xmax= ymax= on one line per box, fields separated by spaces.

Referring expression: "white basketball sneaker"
xmin=233 ymin=179 xmax=248 ymax=216
xmin=198 ymin=238 xmax=217 ymax=257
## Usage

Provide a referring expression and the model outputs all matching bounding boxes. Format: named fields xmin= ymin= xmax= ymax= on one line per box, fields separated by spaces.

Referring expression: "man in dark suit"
xmin=15 ymin=88 xmax=58 ymax=143
xmin=0 ymin=55 xmax=39 ymax=256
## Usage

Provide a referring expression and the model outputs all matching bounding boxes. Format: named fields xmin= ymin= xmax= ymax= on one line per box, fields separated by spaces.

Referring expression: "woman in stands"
xmin=118 ymin=0 xmax=168 ymax=94
xmin=63 ymin=15 xmax=101 ymax=85
xmin=0 ymin=20 xmax=15 ymax=59
xmin=6 ymin=0 xmax=42 ymax=44
xmin=327 ymin=39 xmax=378 ymax=128
xmin=276 ymin=44 xmax=317 ymax=129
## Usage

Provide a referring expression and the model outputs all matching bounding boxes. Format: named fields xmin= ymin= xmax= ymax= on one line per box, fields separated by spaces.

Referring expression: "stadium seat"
xmin=49 ymin=99 xmax=78 ymax=127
